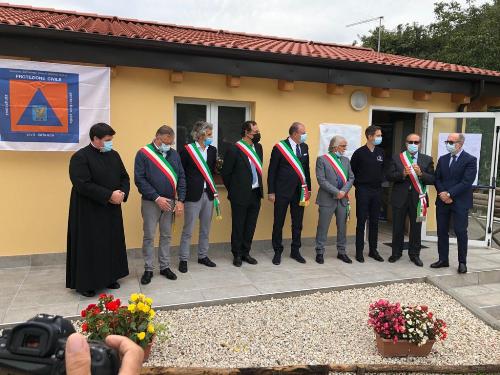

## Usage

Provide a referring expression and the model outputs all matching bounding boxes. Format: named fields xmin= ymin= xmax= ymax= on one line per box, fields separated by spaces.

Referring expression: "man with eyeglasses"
xmin=432 ymin=133 xmax=477 ymax=274
xmin=386 ymin=133 xmax=435 ymax=267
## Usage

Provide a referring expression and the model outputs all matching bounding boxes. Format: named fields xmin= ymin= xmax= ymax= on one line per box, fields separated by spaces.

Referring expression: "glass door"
xmin=423 ymin=112 xmax=500 ymax=247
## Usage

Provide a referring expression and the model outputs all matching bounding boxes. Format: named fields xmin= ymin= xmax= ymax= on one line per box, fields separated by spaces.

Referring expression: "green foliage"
xmin=358 ymin=0 xmax=500 ymax=71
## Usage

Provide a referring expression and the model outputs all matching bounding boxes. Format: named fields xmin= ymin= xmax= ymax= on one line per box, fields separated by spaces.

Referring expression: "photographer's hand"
xmin=65 ymin=333 xmax=143 ymax=375
xmin=105 ymin=335 xmax=144 ymax=375
xmin=65 ymin=333 xmax=91 ymax=375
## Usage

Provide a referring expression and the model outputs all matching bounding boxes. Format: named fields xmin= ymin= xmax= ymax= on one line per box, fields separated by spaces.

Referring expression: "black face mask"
xmin=250 ymin=133 xmax=261 ymax=144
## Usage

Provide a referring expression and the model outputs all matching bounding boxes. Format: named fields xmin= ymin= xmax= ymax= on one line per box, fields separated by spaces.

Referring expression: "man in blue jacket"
xmin=432 ymin=133 xmax=477 ymax=274
xmin=134 ymin=125 xmax=186 ymax=284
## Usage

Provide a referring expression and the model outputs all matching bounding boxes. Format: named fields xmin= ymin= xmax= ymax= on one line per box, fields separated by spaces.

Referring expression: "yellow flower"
xmin=130 ymin=293 xmax=139 ymax=302
xmin=137 ymin=332 xmax=146 ymax=341
xmin=137 ymin=302 xmax=145 ymax=312
xmin=147 ymin=324 xmax=155 ymax=334
xmin=138 ymin=293 xmax=145 ymax=301
xmin=128 ymin=304 xmax=136 ymax=313
xmin=149 ymin=309 xmax=155 ymax=318
xmin=145 ymin=297 xmax=153 ymax=305
xmin=142 ymin=304 xmax=151 ymax=313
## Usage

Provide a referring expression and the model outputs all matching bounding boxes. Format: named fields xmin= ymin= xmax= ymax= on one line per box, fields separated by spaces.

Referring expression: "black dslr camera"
xmin=0 ymin=314 xmax=120 ymax=375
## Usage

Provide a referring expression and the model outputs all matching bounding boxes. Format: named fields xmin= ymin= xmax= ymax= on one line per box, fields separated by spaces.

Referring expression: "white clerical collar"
xmin=90 ymin=141 xmax=100 ymax=150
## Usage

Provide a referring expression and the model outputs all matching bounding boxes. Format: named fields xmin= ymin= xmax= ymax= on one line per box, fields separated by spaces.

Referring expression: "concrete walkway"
xmin=1 ymin=239 xmax=500 ymax=326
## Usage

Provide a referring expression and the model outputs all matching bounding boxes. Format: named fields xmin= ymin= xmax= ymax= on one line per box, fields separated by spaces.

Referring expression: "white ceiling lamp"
xmin=350 ymin=90 xmax=368 ymax=111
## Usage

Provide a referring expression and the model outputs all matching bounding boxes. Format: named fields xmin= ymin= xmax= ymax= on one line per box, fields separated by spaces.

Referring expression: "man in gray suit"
xmin=314 ymin=136 xmax=354 ymax=264
xmin=386 ymin=133 xmax=435 ymax=267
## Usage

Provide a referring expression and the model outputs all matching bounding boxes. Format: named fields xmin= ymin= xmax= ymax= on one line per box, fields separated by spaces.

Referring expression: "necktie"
xmin=296 ymin=144 xmax=301 ymax=158
xmin=450 ymin=155 xmax=457 ymax=170
xmin=250 ymin=159 xmax=258 ymax=186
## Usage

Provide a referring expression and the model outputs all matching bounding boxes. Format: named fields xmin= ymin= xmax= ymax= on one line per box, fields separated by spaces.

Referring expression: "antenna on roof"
xmin=346 ymin=16 xmax=384 ymax=53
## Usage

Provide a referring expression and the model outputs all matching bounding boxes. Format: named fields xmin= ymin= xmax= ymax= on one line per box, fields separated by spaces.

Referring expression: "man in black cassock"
xmin=66 ymin=123 xmax=130 ymax=297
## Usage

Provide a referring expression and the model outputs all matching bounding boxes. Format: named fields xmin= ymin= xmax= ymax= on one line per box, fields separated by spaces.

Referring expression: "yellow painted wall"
xmin=0 ymin=63 xmax=460 ymax=256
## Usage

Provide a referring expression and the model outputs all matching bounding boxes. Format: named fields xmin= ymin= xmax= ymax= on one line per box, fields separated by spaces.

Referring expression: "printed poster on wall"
xmin=438 ymin=133 xmax=481 ymax=185
xmin=0 ymin=59 xmax=110 ymax=151
xmin=318 ymin=123 xmax=362 ymax=159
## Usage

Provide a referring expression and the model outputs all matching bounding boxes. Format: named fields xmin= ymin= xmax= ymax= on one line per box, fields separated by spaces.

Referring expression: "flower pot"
xmin=375 ymin=333 xmax=435 ymax=357
xmin=142 ymin=336 xmax=155 ymax=362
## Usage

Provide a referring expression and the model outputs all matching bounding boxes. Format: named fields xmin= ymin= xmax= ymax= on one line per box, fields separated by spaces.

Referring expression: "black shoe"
xmin=80 ymin=290 xmax=95 ymax=298
xmin=272 ymin=252 xmax=282 ymax=265
xmin=410 ymin=256 xmax=423 ymax=267
xmin=242 ymin=255 xmax=258 ymax=265
xmin=388 ymin=255 xmax=401 ymax=263
xmin=140 ymin=271 xmax=153 ymax=285
xmin=198 ymin=257 xmax=216 ymax=267
xmin=356 ymin=254 xmax=365 ymax=263
xmin=337 ymin=254 xmax=352 ymax=264
xmin=430 ymin=260 xmax=449 ymax=268
xmin=160 ymin=268 xmax=177 ymax=280
xmin=316 ymin=254 xmax=324 ymax=264
xmin=368 ymin=251 xmax=384 ymax=262
xmin=106 ymin=282 xmax=120 ymax=289
xmin=458 ymin=263 xmax=467 ymax=274
xmin=178 ymin=261 xmax=188 ymax=273
xmin=291 ymin=252 xmax=306 ymax=264
xmin=233 ymin=257 xmax=242 ymax=267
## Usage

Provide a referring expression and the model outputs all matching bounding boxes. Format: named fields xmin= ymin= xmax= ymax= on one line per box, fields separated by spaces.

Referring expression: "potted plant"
xmin=80 ymin=293 xmax=167 ymax=362
xmin=368 ymin=299 xmax=447 ymax=357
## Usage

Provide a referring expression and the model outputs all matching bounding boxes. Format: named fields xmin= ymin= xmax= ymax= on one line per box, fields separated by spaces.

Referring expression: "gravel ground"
xmin=145 ymin=282 xmax=500 ymax=369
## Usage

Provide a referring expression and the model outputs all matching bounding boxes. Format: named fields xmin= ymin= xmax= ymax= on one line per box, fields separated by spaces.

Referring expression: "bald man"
xmin=432 ymin=133 xmax=477 ymax=274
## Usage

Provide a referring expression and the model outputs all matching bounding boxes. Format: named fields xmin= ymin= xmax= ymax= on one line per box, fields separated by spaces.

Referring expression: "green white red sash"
xmin=140 ymin=144 xmax=178 ymax=194
xmin=323 ymin=152 xmax=350 ymax=220
xmin=400 ymin=151 xmax=427 ymax=221
xmin=184 ymin=143 xmax=222 ymax=220
xmin=275 ymin=140 xmax=310 ymax=206
xmin=235 ymin=140 xmax=262 ymax=175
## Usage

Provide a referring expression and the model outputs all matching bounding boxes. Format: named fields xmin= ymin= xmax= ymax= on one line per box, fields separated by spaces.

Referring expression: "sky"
xmin=5 ymin=0 xmax=491 ymax=45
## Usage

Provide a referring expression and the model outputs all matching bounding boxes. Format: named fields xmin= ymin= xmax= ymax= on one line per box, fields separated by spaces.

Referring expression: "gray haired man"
xmin=134 ymin=125 xmax=186 ymax=284
xmin=314 ymin=135 xmax=354 ymax=264
xmin=178 ymin=121 xmax=218 ymax=273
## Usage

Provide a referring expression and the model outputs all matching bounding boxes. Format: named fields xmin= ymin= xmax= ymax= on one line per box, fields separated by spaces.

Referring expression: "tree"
xmin=358 ymin=0 xmax=500 ymax=71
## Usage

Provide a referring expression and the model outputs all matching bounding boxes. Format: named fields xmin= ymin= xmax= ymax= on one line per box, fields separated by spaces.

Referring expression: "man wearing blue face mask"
xmin=350 ymin=125 xmax=386 ymax=263
xmin=178 ymin=121 xmax=218 ymax=273
xmin=386 ymin=133 xmax=435 ymax=267
xmin=432 ymin=133 xmax=477 ymax=274
xmin=67 ymin=123 xmax=130 ymax=297
xmin=134 ymin=125 xmax=186 ymax=284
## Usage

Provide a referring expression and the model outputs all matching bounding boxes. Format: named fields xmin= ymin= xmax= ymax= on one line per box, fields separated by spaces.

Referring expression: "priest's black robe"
xmin=66 ymin=144 xmax=130 ymax=292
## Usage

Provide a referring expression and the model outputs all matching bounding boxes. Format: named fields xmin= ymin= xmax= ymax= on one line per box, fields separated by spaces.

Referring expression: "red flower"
xmin=420 ymin=305 xmax=428 ymax=312
xmin=99 ymin=293 xmax=107 ymax=299
xmin=81 ymin=309 xmax=87 ymax=318
xmin=105 ymin=299 xmax=121 ymax=312
xmin=82 ymin=322 xmax=88 ymax=332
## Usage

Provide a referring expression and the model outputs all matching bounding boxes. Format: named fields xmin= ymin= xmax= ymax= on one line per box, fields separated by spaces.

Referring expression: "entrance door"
xmin=423 ymin=112 xmax=500 ymax=247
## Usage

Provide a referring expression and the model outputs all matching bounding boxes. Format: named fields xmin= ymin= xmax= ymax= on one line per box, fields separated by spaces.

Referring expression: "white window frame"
xmin=174 ymin=98 xmax=251 ymax=149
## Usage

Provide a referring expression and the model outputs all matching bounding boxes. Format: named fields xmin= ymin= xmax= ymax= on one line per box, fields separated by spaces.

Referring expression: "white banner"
xmin=0 ymin=59 xmax=110 ymax=151
xmin=318 ymin=123 xmax=362 ymax=159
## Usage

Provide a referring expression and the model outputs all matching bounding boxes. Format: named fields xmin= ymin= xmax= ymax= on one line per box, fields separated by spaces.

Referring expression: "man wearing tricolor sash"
xmin=314 ymin=136 xmax=354 ymax=264
xmin=222 ymin=121 xmax=264 ymax=267
xmin=134 ymin=125 xmax=186 ymax=285
xmin=179 ymin=121 xmax=218 ymax=273
xmin=386 ymin=133 xmax=434 ymax=267
xmin=268 ymin=122 xmax=311 ymax=265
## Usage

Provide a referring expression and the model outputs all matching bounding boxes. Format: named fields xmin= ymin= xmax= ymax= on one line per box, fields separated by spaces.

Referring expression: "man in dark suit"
xmin=268 ymin=122 xmax=312 ymax=265
xmin=179 ymin=121 xmax=218 ymax=273
xmin=386 ymin=133 xmax=435 ymax=267
xmin=221 ymin=121 xmax=264 ymax=267
xmin=432 ymin=133 xmax=477 ymax=274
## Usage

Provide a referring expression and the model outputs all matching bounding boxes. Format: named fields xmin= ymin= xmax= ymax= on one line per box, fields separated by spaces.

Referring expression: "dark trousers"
xmin=355 ymin=185 xmax=382 ymax=254
xmin=272 ymin=189 xmax=304 ymax=254
xmin=230 ymin=189 xmax=261 ymax=258
xmin=391 ymin=191 xmax=421 ymax=257
xmin=436 ymin=203 xmax=469 ymax=264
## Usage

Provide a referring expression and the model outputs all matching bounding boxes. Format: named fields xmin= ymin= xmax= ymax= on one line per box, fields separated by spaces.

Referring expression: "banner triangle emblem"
xmin=17 ymin=89 xmax=63 ymax=126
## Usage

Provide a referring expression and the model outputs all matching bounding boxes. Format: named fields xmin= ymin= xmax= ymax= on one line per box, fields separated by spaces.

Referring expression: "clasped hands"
xmin=156 ymin=197 xmax=184 ymax=215
xmin=403 ymin=164 xmax=422 ymax=177
xmin=109 ymin=190 xmax=125 ymax=204
xmin=438 ymin=191 xmax=453 ymax=204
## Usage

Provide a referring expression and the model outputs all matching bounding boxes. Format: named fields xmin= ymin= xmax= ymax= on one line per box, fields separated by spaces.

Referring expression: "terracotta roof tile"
xmin=0 ymin=3 xmax=499 ymax=77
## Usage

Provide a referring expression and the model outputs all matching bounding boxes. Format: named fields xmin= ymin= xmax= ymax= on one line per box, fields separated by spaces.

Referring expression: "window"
xmin=175 ymin=99 xmax=251 ymax=167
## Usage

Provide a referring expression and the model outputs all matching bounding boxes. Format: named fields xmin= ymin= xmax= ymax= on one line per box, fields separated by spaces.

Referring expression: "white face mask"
xmin=446 ymin=142 xmax=456 ymax=154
